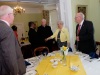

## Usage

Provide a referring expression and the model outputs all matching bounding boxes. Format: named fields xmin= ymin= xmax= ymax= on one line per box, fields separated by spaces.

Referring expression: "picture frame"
xmin=77 ymin=5 xmax=87 ymax=19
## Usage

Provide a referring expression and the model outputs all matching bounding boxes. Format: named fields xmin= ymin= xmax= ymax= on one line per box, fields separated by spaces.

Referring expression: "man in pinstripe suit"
xmin=0 ymin=5 xmax=26 ymax=75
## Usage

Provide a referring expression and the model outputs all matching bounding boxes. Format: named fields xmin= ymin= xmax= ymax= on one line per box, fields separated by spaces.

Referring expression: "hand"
xmin=76 ymin=36 xmax=79 ymax=41
xmin=45 ymin=38 xmax=48 ymax=42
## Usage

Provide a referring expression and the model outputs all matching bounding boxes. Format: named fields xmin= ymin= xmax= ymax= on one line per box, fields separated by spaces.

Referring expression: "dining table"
xmin=24 ymin=51 xmax=100 ymax=75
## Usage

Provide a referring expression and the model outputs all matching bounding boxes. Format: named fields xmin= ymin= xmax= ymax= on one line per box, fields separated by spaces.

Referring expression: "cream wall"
xmin=71 ymin=0 xmax=100 ymax=42
xmin=13 ymin=13 xmax=43 ymax=37
xmin=88 ymin=0 xmax=100 ymax=42
xmin=12 ymin=7 xmax=43 ymax=38
xmin=14 ymin=13 xmax=42 ymax=29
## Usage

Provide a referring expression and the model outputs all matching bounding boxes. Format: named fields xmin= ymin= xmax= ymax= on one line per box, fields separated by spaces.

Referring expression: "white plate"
xmin=70 ymin=65 xmax=79 ymax=72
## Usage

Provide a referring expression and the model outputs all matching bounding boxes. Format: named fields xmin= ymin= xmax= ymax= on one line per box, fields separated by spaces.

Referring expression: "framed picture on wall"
xmin=77 ymin=5 xmax=87 ymax=19
xmin=43 ymin=10 xmax=49 ymax=25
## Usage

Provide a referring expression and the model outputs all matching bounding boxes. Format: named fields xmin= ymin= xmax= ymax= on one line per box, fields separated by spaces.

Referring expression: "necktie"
xmin=57 ymin=31 xmax=61 ymax=48
xmin=57 ymin=31 xmax=61 ymax=40
xmin=77 ymin=25 xmax=81 ymax=35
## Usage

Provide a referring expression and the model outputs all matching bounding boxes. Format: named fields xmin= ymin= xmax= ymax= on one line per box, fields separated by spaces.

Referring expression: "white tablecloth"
xmin=25 ymin=51 xmax=100 ymax=75
xmin=80 ymin=54 xmax=100 ymax=75
xmin=20 ymin=42 xmax=30 ymax=47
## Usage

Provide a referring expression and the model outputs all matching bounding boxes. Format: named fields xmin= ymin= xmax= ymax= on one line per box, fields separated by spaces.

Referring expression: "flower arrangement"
xmin=62 ymin=46 xmax=67 ymax=51
xmin=61 ymin=46 xmax=69 ymax=64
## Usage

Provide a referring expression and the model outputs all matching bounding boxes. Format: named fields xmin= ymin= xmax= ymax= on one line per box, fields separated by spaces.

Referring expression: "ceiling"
xmin=0 ymin=0 xmax=58 ymax=8
xmin=0 ymin=2 xmax=43 ymax=8
xmin=0 ymin=0 xmax=59 ymax=4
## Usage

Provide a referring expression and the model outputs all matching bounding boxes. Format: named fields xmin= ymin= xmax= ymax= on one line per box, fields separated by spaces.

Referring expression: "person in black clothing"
xmin=37 ymin=19 xmax=53 ymax=52
xmin=75 ymin=12 xmax=96 ymax=54
xmin=12 ymin=25 xmax=18 ymax=40
xmin=28 ymin=21 xmax=38 ymax=50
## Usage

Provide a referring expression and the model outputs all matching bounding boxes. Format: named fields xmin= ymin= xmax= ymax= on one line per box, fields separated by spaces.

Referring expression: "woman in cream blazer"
xmin=45 ymin=21 xmax=70 ymax=48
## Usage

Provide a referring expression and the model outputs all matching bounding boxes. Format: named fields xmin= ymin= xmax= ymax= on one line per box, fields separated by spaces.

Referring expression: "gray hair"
xmin=0 ymin=5 xmax=13 ymax=18
xmin=42 ymin=19 xmax=46 ymax=22
xmin=79 ymin=12 xmax=85 ymax=20
xmin=57 ymin=20 xmax=64 ymax=25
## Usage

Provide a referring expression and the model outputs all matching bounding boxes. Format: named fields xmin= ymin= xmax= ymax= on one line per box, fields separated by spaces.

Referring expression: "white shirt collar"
xmin=79 ymin=19 xmax=84 ymax=26
xmin=0 ymin=20 xmax=10 ymax=26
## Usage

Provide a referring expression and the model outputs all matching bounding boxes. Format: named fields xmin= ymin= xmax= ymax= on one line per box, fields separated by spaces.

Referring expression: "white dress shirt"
xmin=79 ymin=20 xmax=84 ymax=29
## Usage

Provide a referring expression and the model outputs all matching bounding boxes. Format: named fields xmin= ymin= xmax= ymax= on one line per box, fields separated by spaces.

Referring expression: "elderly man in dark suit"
xmin=37 ymin=19 xmax=53 ymax=52
xmin=75 ymin=12 xmax=96 ymax=54
xmin=0 ymin=5 xmax=26 ymax=75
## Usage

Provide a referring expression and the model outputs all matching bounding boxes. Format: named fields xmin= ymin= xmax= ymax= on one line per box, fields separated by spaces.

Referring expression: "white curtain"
xmin=57 ymin=0 xmax=75 ymax=50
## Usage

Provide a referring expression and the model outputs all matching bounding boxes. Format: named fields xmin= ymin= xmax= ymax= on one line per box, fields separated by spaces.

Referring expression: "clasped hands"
xmin=45 ymin=38 xmax=49 ymax=42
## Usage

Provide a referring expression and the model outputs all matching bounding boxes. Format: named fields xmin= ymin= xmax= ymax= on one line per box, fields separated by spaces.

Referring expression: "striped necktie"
xmin=77 ymin=25 xmax=81 ymax=35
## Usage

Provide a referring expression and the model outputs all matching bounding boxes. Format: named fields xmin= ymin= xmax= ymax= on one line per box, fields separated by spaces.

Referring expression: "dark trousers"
xmin=57 ymin=40 xmax=67 ymax=49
